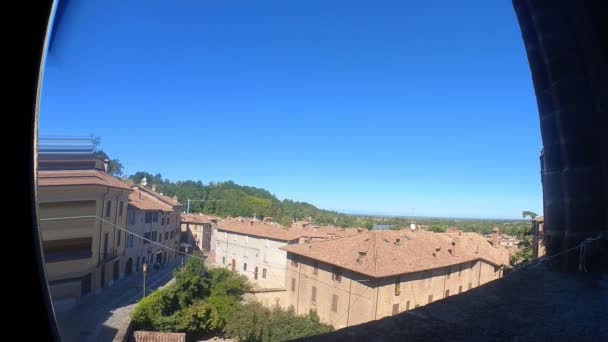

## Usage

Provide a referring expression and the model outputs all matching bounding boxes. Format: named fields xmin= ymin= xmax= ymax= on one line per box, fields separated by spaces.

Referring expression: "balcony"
xmin=100 ymin=248 xmax=122 ymax=264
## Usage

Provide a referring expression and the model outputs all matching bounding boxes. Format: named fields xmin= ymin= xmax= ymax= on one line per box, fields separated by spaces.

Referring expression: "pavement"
xmin=56 ymin=260 xmax=180 ymax=342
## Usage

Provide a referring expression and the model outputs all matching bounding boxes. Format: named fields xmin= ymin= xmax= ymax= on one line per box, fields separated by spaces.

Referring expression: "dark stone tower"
xmin=513 ymin=0 xmax=607 ymax=271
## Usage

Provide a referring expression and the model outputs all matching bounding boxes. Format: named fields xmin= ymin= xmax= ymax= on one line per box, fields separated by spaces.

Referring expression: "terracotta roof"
xmin=534 ymin=216 xmax=544 ymax=222
xmin=297 ymin=225 xmax=365 ymax=239
xmin=133 ymin=331 xmax=186 ymax=342
xmin=280 ymin=230 xmax=510 ymax=278
xmin=181 ymin=212 xmax=220 ymax=224
xmin=132 ymin=185 xmax=181 ymax=207
xmin=128 ymin=189 xmax=174 ymax=212
xmin=38 ymin=170 xmax=132 ymax=190
xmin=217 ymin=218 xmax=301 ymax=241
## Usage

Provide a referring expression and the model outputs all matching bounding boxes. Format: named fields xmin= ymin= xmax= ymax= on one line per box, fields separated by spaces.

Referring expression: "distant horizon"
xmin=118 ymin=172 xmax=535 ymax=221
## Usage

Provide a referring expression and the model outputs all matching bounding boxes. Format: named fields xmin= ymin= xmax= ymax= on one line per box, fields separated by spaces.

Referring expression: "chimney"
xmin=173 ymin=195 xmax=178 ymax=202
xmin=492 ymin=227 xmax=500 ymax=247
xmin=151 ymin=184 xmax=157 ymax=192
xmin=450 ymin=240 xmax=458 ymax=256
xmin=395 ymin=238 xmax=401 ymax=245
xmin=433 ymin=246 xmax=441 ymax=258
xmin=141 ymin=177 xmax=147 ymax=187
xmin=357 ymin=251 xmax=368 ymax=263
xmin=103 ymin=159 xmax=109 ymax=173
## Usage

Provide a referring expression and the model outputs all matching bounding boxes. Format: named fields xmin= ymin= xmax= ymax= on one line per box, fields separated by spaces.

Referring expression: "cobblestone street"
xmin=56 ymin=260 xmax=179 ymax=342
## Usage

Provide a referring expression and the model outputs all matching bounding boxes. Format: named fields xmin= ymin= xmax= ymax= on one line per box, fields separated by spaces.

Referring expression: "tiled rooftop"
xmin=38 ymin=169 xmax=132 ymax=190
xmin=216 ymin=217 xmax=301 ymax=241
xmin=281 ymin=230 xmax=510 ymax=278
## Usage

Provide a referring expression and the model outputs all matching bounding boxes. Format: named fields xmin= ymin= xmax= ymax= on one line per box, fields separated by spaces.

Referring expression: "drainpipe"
xmin=374 ymin=279 xmax=379 ymax=320
xmin=296 ymin=257 xmax=301 ymax=316
xmin=99 ymin=186 xmax=110 ymax=266
xmin=346 ymin=276 xmax=353 ymax=327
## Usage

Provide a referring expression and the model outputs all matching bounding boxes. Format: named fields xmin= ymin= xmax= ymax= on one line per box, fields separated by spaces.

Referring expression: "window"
xmin=291 ymin=255 xmax=299 ymax=267
xmin=445 ymin=289 xmax=450 ymax=297
xmin=254 ymin=267 xmax=258 ymax=280
xmin=144 ymin=232 xmax=150 ymax=244
xmin=222 ymin=256 xmax=226 ymax=265
xmin=127 ymin=208 xmax=136 ymax=225
xmin=151 ymin=231 xmax=157 ymax=241
xmin=105 ymin=200 xmax=112 ymax=217
xmin=43 ymin=237 xmax=93 ymax=262
xmin=145 ymin=212 xmax=153 ymax=223
xmin=468 ymin=282 xmax=472 ymax=290
xmin=159 ymin=233 xmax=162 ymax=242
xmin=117 ymin=231 xmax=121 ymax=246
xmin=127 ymin=234 xmax=134 ymax=248
xmin=406 ymin=301 xmax=410 ymax=311
xmin=263 ymin=268 xmax=267 ymax=279
xmin=392 ymin=303 xmax=399 ymax=315
xmin=332 ymin=267 xmax=342 ymax=282
xmin=313 ymin=261 xmax=318 ymax=275
xmin=291 ymin=278 xmax=296 ymax=292
xmin=311 ymin=286 xmax=317 ymax=305
xmin=167 ymin=218 xmax=170 ymax=225
xmin=119 ymin=201 xmax=124 ymax=216
xmin=165 ymin=232 xmax=169 ymax=240
xmin=428 ymin=295 xmax=433 ymax=304
xmin=395 ymin=276 xmax=401 ymax=296
xmin=244 ymin=263 xmax=247 ymax=271
xmin=331 ymin=294 xmax=338 ymax=312
xmin=161 ymin=218 xmax=165 ymax=226
xmin=152 ymin=212 xmax=159 ymax=222
xmin=459 ymin=285 xmax=463 ymax=294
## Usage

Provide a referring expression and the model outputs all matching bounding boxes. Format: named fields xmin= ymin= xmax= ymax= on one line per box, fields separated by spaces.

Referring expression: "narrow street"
xmin=55 ymin=260 xmax=180 ymax=342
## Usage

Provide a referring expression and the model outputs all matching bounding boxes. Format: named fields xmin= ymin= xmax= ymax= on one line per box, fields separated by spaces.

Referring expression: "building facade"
xmin=125 ymin=179 xmax=182 ymax=273
xmin=38 ymin=161 xmax=132 ymax=312
xmin=212 ymin=217 xmax=300 ymax=289
xmin=532 ymin=216 xmax=546 ymax=258
xmin=180 ymin=213 xmax=219 ymax=254
xmin=281 ymin=230 xmax=510 ymax=329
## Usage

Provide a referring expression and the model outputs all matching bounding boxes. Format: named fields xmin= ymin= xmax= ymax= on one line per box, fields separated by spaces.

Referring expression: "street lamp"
xmin=142 ymin=263 xmax=148 ymax=299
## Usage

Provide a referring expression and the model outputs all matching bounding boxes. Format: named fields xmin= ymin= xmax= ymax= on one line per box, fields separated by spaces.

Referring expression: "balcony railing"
xmin=100 ymin=248 xmax=123 ymax=263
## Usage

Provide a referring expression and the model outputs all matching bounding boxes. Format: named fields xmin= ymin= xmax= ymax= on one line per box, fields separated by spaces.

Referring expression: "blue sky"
xmin=40 ymin=0 xmax=542 ymax=219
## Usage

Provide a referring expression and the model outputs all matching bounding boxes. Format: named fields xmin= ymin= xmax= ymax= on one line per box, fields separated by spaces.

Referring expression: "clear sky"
xmin=40 ymin=0 xmax=542 ymax=219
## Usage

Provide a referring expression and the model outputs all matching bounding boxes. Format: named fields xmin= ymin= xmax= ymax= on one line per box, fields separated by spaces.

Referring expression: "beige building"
xmin=125 ymin=179 xmax=182 ymax=274
xmin=280 ymin=229 xmax=510 ymax=329
xmin=532 ymin=216 xmax=546 ymax=258
xmin=180 ymin=213 xmax=220 ymax=254
xmin=38 ymin=162 xmax=132 ymax=312
xmin=212 ymin=217 xmax=300 ymax=289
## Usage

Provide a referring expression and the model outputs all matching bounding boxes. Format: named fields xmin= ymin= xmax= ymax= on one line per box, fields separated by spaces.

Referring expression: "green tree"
xmin=93 ymin=149 xmax=124 ymax=176
xmin=224 ymin=303 xmax=333 ymax=342
xmin=522 ymin=211 xmax=538 ymax=219
xmin=429 ymin=224 xmax=446 ymax=232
